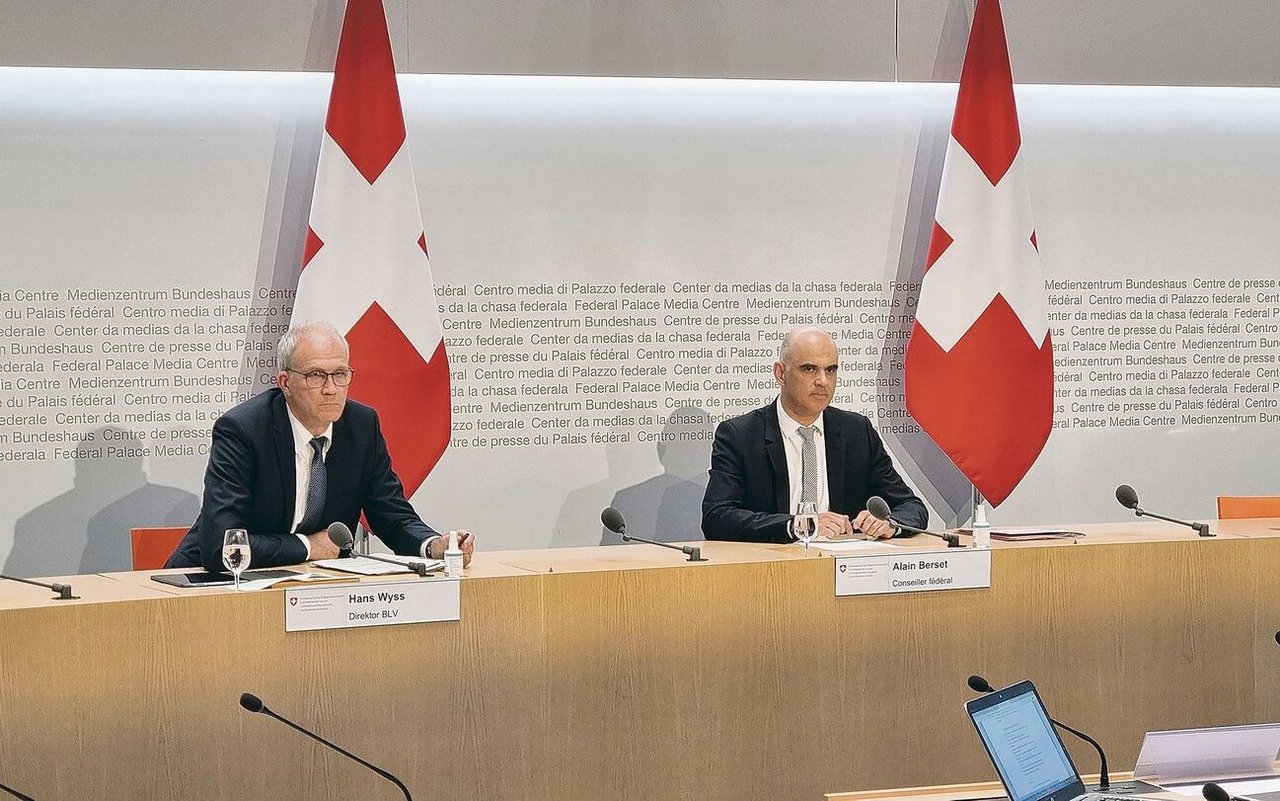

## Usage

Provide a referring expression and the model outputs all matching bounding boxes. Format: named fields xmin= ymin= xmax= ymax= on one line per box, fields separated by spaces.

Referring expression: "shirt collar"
xmin=776 ymin=396 xmax=823 ymax=437
xmin=285 ymin=407 xmax=333 ymax=456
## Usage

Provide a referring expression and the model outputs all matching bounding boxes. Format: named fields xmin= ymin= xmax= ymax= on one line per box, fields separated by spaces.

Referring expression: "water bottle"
xmin=444 ymin=530 xmax=464 ymax=578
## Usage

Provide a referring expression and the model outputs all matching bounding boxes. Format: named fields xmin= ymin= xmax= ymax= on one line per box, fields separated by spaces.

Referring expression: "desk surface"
xmin=3 ymin=518 xmax=1280 ymax=800
xmin=0 ymin=571 xmax=175 ymax=608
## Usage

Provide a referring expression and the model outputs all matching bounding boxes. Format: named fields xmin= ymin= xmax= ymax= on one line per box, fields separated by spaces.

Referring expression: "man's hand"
xmin=853 ymin=509 xmax=896 ymax=540
xmin=815 ymin=511 xmax=854 ymax=539
xmin=306 ymin=530 xmax=341 ymax=560
xmin=428 ymin=530 xmax=476 ymax=567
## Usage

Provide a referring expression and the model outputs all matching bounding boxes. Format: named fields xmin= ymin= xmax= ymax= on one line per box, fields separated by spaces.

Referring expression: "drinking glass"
xmin=790 ymin=502 xmax=819 ymax=553
xmin=222 ymin=528 xmax=251 ymax=591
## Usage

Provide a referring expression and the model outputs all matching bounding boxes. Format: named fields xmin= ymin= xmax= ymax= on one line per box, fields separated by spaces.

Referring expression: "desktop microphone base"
xmin=1086 ymin=780 xmax=1165 ymax=795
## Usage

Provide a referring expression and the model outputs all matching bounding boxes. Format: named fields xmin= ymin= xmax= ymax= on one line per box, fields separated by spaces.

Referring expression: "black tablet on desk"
xmin=151 ymin=569 xmax=300 ymax=588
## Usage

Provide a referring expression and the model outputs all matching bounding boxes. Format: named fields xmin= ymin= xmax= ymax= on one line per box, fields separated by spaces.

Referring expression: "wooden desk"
xmin=2 ymin=522 xmax=1279 ymax=800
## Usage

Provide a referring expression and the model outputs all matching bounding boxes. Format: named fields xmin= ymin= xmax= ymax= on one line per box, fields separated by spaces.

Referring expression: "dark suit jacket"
xmin=167 ymin=389 xmax=436 ymax=571
xmin=701 ymin=402 xmax=928 ymax=543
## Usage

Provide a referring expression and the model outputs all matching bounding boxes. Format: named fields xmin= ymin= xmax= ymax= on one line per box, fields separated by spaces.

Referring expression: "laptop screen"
xmin=966 ymin=680 xmax=1085 ymax=801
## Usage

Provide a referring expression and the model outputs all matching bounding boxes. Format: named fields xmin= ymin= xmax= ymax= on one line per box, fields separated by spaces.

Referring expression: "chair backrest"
xmin=130 ymin=527 xmax=189 ymax=570
xmin=1216 ymin=496 xmax=1280 ymax=520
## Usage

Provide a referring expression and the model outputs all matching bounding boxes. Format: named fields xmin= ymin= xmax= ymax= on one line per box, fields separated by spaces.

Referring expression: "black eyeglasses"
xmin=286 ymin=368 xmax=355 ymax=388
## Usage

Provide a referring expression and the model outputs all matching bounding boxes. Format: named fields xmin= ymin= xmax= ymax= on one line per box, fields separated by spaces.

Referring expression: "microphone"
xmin=0 ymin=573 xmax=77 ymax=600
xmin=866 ymin=497 xmax=961 ymax=547
xmin=1115 ymin=484 xmax=1213 ymax=537
xmin=600 ymin=507 xmax=707 ymax=562
xmin=327 ymin=522 xmax=430 ymax=577
xmin=239 ymin=693 xmax=412 ymax=800
xmin=1204 ymin=782 xmax=1257 ymax=801
xmin=967 ymin=675 xmax=1111 ymax=790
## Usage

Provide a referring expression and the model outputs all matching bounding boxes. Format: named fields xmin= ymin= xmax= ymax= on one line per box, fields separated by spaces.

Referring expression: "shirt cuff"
xmin=420 ymin=534 xmax=442 ymax=559
xmin=297 ymin=533 xmax=312 ymax=559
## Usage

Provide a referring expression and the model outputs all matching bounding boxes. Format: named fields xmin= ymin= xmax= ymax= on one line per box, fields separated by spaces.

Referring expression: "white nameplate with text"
xmin=833 ymin=549 xmax=991 ymax=597
xmin=284 ymin=578 xmax=460 ymax=632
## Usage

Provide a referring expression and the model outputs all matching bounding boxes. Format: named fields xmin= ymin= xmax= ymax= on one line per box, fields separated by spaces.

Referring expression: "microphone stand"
xmin=1050 ymin=719 xmax=1110 ymax=790
xmin=883 ymin=520 xmax=963 ymax=548
xmin=967 ymin=675 xmax=1158 ymax=793
xmin=1128 ymin=505 xmax=1213 ymax=537
xmin=620 ymin=533 xmax=708 ymax=562
xmin=345 ymin=552 xmax=431 ymax=578
xmin=327 ymin=525 xmax=431 ymax=577
xmin=866 ymin=496 xmax=961 ymax=547
xmin=0 ymin=573 xmax=77 ymax=600
xmin=242 ymin=696 xmax=412 ymax=801
xmin=0 ymin=781 xmax=34 ymax=800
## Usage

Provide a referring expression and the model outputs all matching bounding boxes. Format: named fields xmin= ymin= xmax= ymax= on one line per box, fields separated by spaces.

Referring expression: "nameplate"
xmin=284 ymin=578 xmax=460 ymax=632
xmin=833 ymin=548 xmax=991 ymax=597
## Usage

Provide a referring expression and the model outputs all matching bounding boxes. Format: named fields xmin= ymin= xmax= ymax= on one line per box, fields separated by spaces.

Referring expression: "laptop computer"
xmin=964 ymin=680 xmax=1162 ymax=801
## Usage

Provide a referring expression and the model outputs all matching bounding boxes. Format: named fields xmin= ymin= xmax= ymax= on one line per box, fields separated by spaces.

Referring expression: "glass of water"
xmin=222 ymin=528 xmax=251 ymax=591
xmin=790 ymin=502 xmax=819 ymax=553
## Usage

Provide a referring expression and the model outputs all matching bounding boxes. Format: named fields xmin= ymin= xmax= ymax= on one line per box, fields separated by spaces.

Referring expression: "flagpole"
xmin=971 ymin=485 xmax=990 ymax=548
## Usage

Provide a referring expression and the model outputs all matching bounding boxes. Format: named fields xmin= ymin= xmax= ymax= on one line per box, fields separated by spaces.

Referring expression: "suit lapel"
xmin=823 ymin=408 xmax=846 ymax=512
xmin=269 ymin=391 xmax=297 ymax=520
xmin=761 ymin=405 xmax=789 ymax=514
xmin=327 ymin=411 xmax=350 ymax=516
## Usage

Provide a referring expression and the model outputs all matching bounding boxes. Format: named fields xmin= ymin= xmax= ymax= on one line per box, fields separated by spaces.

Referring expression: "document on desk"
xmin=235 ymin=573 xmax=351 ymax=591
xmin=810 ymin=539 xmax=893 ymax=553
xmin=958 ymin=526 xmax=1084 ymax=541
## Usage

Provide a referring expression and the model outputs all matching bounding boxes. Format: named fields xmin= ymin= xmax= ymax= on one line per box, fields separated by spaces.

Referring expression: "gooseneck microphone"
xmin=239 ymin=693 xmax=412 ymax=800
xmin=327 ymin=522 xmax=430 ymax=577
xmin=0 ymin=780 xmax=34 ymax=800
xmin=866 ymin=497 xmax=962 ymax=548
xmin=601 ymin=507 xmax=707 ymax=562
xmin=967 ymin=675 xmax=1110 ymax=790
xmin=1115 ymin=484 xmax=1213 ymax=537
xmin=0 ymin=572 xmax=77 ymax=601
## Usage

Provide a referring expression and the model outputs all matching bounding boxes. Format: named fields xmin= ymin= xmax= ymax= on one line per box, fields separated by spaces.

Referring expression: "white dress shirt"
xmin=776 ymin=398 xmax=830 ymax=514
xmin=286 ymin=409 xmax=439 ymax=560
xmin=286 ymin=409 xmax=333 ymax=558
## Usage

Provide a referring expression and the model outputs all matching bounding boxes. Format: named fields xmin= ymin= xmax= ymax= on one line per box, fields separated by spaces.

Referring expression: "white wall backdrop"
xmin=2 ymin=68 xmax=1280 ymax=574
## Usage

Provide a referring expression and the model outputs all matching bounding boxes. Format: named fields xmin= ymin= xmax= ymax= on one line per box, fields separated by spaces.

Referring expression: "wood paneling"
xmin=2 ymin=526 xmax=1278 ymax=799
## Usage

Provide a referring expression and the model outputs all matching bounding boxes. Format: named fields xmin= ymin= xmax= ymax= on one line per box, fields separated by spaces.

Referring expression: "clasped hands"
xmin=810 ymin=510 xmax=896 ymax=541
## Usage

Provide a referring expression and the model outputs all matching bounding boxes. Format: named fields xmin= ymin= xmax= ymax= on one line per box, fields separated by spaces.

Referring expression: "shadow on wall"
xmin=4 ymin=427 xmax=198 ymax=578
xmin=601 ymin=406 xmax=714 ymax=545
xmin=548 ymin=405 xmax=716 ymax=547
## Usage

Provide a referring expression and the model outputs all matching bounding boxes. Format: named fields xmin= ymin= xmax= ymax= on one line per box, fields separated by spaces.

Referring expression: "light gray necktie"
xmin=296 ymin=436 xmax=328 ymax=534
xmin=797 ymin=425 xmax=818 ymax=505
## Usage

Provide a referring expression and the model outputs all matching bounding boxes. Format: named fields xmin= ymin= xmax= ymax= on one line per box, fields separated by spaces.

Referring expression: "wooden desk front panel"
xmin=0 ymin=534 xmax=1274 ymax=800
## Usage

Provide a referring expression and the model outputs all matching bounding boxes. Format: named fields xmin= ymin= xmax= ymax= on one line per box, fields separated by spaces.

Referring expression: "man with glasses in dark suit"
xmin=167 ymin=321 xmax=473 ymax=571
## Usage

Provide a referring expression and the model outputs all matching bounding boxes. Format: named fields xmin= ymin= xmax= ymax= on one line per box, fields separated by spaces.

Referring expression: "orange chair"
xmin=130 ymin=526 xmax=189 ymax=570
xmin=1216 ymin=496 xmax=1280 ymax=519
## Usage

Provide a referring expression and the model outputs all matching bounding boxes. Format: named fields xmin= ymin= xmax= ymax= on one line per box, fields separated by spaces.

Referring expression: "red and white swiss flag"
xmin=904 ymin=0 xmax=1053 ymax=507
xmin=291 ymin=0 xmax=450 ymax=497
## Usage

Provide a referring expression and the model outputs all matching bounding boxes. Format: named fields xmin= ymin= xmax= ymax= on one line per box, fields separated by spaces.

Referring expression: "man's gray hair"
xmin=277 ymin=321 xmax=348 ymax=371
